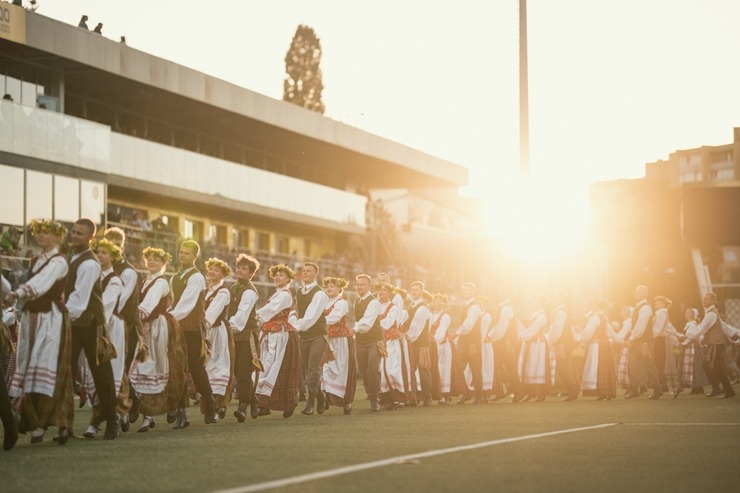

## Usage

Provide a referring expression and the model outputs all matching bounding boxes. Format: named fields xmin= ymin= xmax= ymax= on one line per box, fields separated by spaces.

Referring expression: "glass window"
xmin=25 ymin=170 xmax=52 ymax=221
xmin=80 ymin=179 xmax=105 ymax=227
xmin=0 ymin=164 xmax=24 ymax=225
xmin=54 ymin=175 xmax=80 ymax=222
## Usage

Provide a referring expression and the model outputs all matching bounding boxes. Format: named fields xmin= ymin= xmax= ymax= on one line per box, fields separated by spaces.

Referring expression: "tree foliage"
xmin=283 ymin=24 xmax=326 ymax=115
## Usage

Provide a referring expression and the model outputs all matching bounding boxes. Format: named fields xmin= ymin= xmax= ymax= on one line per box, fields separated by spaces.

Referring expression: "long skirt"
xmin=680 ymin=342 xmax=709 ymax=388
xmin=482 ymin=341 xmax=494 ymax=391
xmin=663 ymin=340 xmax=681 ymax=391
xmin=518 ymin=340 xmax=548 ymax=397
xmin=205 ymin=321 xmax=234 ymax=408
xmin=256 ymin=330 xmax=300 ymax=412
xmin=322 ymin=335 xmax=356 ymax=406
xmin=581 ymin=342 xmax=616 ymax=398
xmin=380 ymin=338 xmax=407 ymax=404
xmin=10 ymin=307 xmax=74 ymax=433
xmin=129 ymin=314 xmax=187 ymax=416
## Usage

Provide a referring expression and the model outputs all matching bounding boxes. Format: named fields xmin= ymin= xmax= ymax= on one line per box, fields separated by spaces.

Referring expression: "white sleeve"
xmin=117 ymin=267 xmax=138 ymax=308
xmin=16 ymin=257 xmax=68 ymax=301
xmin=380 ymin=305 xmax=400 ymax=330
xmin=325 ymin=299 xmax=349 ymax=326
xmin=290 ymin=291 xmax=330 ymax=332
xmin=228 ymin=290 xmax=258 ymax=333
xmin=66 ymin=259 xmax=102 ymax=322
xmin=102 ymin=277 xmax=123 ymax=321
xmin=578 ymin=315 xmax=600 ymax=343
xmin=456 ymin=304 xmax=482 ymax=336
xmin=695 ymin=312 xmax=718 ymax=338
xmin=520 ymin=313 xmax=547 ymax=342
xmin=256 ymin=290 xmax=293 ymax=322
xmin=169 ymin=272 xmax=206 ymax=321
xmin=492 ymin=305 xmax=514 ymax=341
xmin=205 ymin=289 xmax=231 ymax=327
xmin=545 ymin=310 xmax=566 ymax=346
xmin=629 ymin=305 xmax=652 ymax=341
xmin=407 ymin=305 xmax=430 ymax=343
xmin=353 ymin=299 xmax=381 ymax=334
xmin=139 ymin=278 xmax=169 ymax=319
xmin=652 ymin=310 xmax=667 ymax=338
xmin=435 ymin=314 xmax=451 ymax=344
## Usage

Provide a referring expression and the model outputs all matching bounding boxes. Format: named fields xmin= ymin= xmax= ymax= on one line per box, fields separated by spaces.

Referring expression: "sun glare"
xmin=485 ymin=177 xmax=590 ymax=266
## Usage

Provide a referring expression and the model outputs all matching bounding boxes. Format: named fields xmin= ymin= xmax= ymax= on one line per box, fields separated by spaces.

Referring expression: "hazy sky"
xmin=32 ymin=0 xmax=740 ymax=250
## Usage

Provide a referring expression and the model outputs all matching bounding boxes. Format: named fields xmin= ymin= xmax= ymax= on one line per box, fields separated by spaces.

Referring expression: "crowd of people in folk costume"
xmin=2 ymin=218 xmax=740 ymax=451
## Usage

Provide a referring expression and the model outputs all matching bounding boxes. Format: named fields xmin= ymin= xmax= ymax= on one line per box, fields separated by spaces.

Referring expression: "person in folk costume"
xmin=626 ymin=285 xmax=662 ymax=399
xmin=490 ymin=285 xmax=523 ymax=402
xmin=352 ymin=274 xmax=383 ymax=412
xmin=404 ymin=281 xmax=433 ymax=407
xmin=203 ymin=258 xmax=234 ymax=420
xmin=1 ymin=275 xmax=19 ymax=450
xmin=320 ymin=277 xmax=356 ymax=414
xmin=6 ymin=219 xmax=74 ymax=445
xmin=421 ymin=290 xmax=440 ymax=401
xmin=103 ymin=227 xmax=142 ymax=423
xmin=376 ymin=281 xmax=407 ymax=409
xmin=63 ymin=218 xmax=120 ymax=440
xmin=686 ymin=292 xmax=735 ymax=398
xmin=377 ymin=273 xmax=405 ymax=312
xmin=477 ymin=296 xmax=496 ymax=403
xmin=546 ymin=293 xmax=579 ymax=401
xmin=455 ymin=282 xmax=485 ymax=404
xmin=608 ymin=306 xmax=633 ymax=392
xmin=2 ymin=290 xmax=19 ymax=391
xmin=289 ymin=262 xmax=329 ymax=416
xmin=517 ymin=296 xmax=550 ymax=402
xmin=129 ymin=247 xmax=187 ymax=432
xmin=651 ymin=296 xmax=682 ymax=398
xmin=254 ymin=264 xmax=300 ymax=418
xmin=228 ymin=254 xmax=262 ymax=422
xmin=678 ymin=308 xmax=709 ymax=395
xmin=80 ymin=238 xmax=132 ymax=437
xmin=430 ymin=293 xmax=463 ymax=403
xmin=576 ymin=298 xmax=616 ymax=400
xmin=169 ymin=240 xmax=217 ymax=427
xmin=394 ymin=287 xmax=416 ymax=405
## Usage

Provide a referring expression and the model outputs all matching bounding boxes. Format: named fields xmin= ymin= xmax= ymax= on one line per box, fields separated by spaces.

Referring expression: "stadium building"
xmin=0 ymin=4 xmax=483 ymax=292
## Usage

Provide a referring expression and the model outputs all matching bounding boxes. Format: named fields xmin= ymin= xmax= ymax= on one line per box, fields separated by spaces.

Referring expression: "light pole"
xmin=519 ymin=0 xmax=530 ymax=183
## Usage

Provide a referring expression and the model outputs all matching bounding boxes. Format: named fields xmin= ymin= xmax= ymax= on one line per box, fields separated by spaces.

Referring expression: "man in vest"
xmin=455 ymin=282 xmax=484 ymax=404
xmin=290 ymin=262 xmax=329 ymax=415
xmin=546 ymin=293 xmax=579 ymax=401
xmin=228 ymin=254 xmax=262 ymax=422
xmin=169 ymin=240 xmax=216 ymax=427
xmin=66 ymin=218 xmax=119 ymax=439
xmin=490 ymin=285 xmax=522 ymax=402
xmin=103 ymin=227 xmax=141 ymax=424
xmin=352 ymin=274 xmax=383 ymax=412
xmin=626 ymin=285 xmax=662 ymax=399
xmin=405 ymin=281 xmax=432 ymax=406
xmin=693 ymin=292 xmax=735 ymax=398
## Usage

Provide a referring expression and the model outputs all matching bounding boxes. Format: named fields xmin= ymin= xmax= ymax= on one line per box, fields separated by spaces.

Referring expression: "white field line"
xmin=622 ymin=422 xmax=740 ymax=426
xmin=209 ymin=422 xmax=618 ymax=493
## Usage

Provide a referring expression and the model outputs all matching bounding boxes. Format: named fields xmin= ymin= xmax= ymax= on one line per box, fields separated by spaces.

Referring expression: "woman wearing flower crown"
xmin=320 ymin=276 xmax=356 ymax=414
xmin=128 ymin=247 xmax=187 ymax=432
xmin=376 ymin=281 xmax=407 ymax=409
xmin=203 ymin=257 xmax=234 ymax=420
xmin=5 ymin=219 xmax=74 ymax=444
xmin=80 ymin=237 xmax=132 ymax=437
xmin=254 ymin=264 xmax=300 ymax=418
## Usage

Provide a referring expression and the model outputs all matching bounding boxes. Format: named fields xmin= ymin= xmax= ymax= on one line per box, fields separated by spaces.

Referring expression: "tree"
xmin=283 ymin=25 xmax=326 ymax=115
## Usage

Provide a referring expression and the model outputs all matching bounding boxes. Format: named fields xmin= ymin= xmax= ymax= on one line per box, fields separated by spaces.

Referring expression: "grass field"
xmin=2 ymin=389 xmax=739 ymax=493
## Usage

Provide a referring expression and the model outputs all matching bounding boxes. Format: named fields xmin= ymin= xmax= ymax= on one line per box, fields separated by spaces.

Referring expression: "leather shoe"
xmin=217 ymin=407 xmax=227 ymax=420
xmin=173 ymin=410 xmax=191 ymax=429
xmin=301 ymin=398 xmax=315 ymax=416
xmin=512 ymin=393 xmax=524 ymax=403
xmin=706 ymin=389 xmax=723 ymax=397
xmin=457 ymin=395 xmax=470 ymax=405
xmin=343 ymin=403 xmax=352 ymax=415
xmin=316 ymin=392 xmax=325 ymax=415
xmin=57 ymin=428 xmax=72 ymax=445
xmin=203 ymin=396 xmax=217 ymax=424
xmin=370 ymin=399 xmax=380 ymax=412
xmin=121 ymin=413 xmax=130 ymax=432
xmin=563 ymin=394 xmax=578 ymax=401
xmin=166 ymin=409 xmax=178 ymax=424
xmin=257 ymin=407 xmax=271 ymax=417
xmin=83 ymin=425 xmax=98 ymax=439
xmin=103 ymin=417 xmax=121 ymax=440
xmin=138 ymin=416 xmax=155 ymax=432
xmin=283 ymin=404 xmax=296 ymax=418
xmin=234 ymin=403 xmax=247 ymax=423
xmin=722 ymin=391 xmax=736 ymax=399
xmin=648 ymin=393 xmax=662 ymax=400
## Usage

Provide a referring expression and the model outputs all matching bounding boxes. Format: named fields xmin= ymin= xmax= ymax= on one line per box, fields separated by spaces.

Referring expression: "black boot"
xmin=316 ymin=392 xmax=326 ymax=415
xmin=103 ymin=415 xmax=121 ymax=440
xmin=203 ymin=395 xmax=217 ymax=424
xmin=250 ymin=395 xmax=260 ymax=419
xmin=234 ymin=402 xmax=248 ymax=423
xmin=301 ymin=397 xmax=315 ymax=415
xmin=173 ymin=409 xmax=191 ymax=429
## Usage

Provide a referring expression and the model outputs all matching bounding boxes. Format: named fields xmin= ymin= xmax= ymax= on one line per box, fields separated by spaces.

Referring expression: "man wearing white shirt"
xmin=626 ymin=285 xmax=662 ymax=399
xmin=692 ymin=292 xmax=735 ymax=398
xmin=405 ymin=281 xmax=432 ymax=406
xmin=456 ymin=282 xmax=483 ymax=404
xmin=546 ymin=295 xmax=578 ymax=401
xmin=169 ymin=240 xmax=216 ymax=427
xmin=65 ymin=218 xmax=119 ymax=439
xmin=353 ymin=274 xmax=383 ymax=412
xmin=491 ymin=286 xmax=522 ymax=402
xmin=290 ymin=262 xmax=329 ymax=415
xmin=228 ymin=254 xmax=261 ymax=422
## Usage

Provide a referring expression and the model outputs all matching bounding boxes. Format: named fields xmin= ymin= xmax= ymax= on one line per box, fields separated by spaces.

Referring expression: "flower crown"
xmin=268 ymin=264 xmax=296 ymax=280
xmin=142 ymin=246 xmax=172 ymax=263
xmin=374 ymin=281 xmax=394 ymax=292
xmin=29 ymin=218 xmax=66 ymax=237
xmin=322 ymin=276 xmax=349 ymax=290
xmin=205 ymin=257 xmax=233 ymax=277
xmin=90 ymin=237 xmax=122 ymax=263
xmin=433 ymin=293 xmax=449 ymax=303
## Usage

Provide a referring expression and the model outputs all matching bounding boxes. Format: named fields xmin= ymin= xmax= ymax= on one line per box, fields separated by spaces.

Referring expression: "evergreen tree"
xmin=283 ymin=25 xmax=326 ymax=114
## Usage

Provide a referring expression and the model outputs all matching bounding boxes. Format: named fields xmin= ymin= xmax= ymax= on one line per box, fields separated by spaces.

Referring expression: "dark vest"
xmin=101 ymin=270 xmax=122 ymax=317
xmin=65 ymin=249 xmax=106 ymax=328
xmin=229 ymin=280 xmax=259 ymax=342
xmin=408 ymin=301 xmax=430 ymax=348
xmin=296 ymin=284 xmax=327 ymax=339
xmin=205 ymin=285 xmax=230 ymax=328
xmin=705 ymin=306 xmax=725 ymax=345
xmin=492 ymin=302 xmax=518 ymax=346
xmin=631 ymin=302 xmax=653 ymax=344
xmin=458 ymin=301 xmax=481 ymax=346
xmin=553 ymin=307 xmax=575 ymax=346
xmin=24 ymin=253 xmax=67 ymax=314
xmin=354 ymin=294 xmax=382 ymax=344
xmin=171 ymin=267 xmax=206 ymax=332
xmin=113 ymin=258 xmax=141 ymax=327
xmin=140 ymin=275 xmax=170 ymax=323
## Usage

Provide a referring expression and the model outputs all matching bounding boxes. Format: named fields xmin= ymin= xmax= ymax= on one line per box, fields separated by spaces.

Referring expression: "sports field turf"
xmin=2 ymin=390 xmax=739 ymax=493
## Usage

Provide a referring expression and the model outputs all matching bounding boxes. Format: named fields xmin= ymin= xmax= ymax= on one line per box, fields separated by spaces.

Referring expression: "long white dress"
xmin=432 ymin=311 xmax=453 ymax=393
xmin=378 ymin=302 xmax=405 ymax=401
xmin=129 ymin=275 xmax=171 ymax=394
xmin=204 ymin=282 xmax=231 ymax=398
xmin=517 ymin=310 xmax=548 ymax=385
xmin=255 ymin=288 xmax=294 ymax=399
xmin=321 ymin=297 xmax=355 ymax=403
